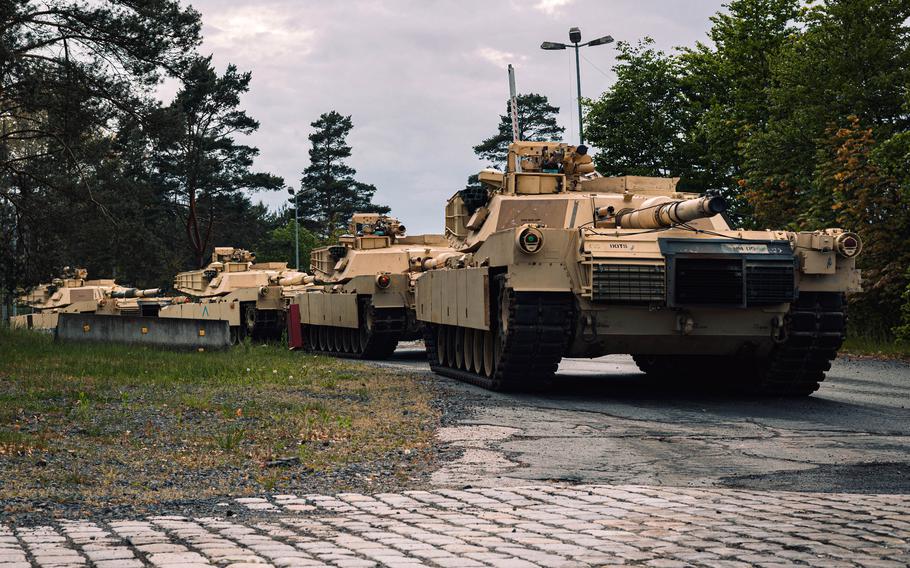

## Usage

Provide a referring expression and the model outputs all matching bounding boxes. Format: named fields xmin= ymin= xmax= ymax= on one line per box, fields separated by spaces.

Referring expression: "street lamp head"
xmin=287 ymin=188 xmax=295 ymax=195
xmin=540 ymin=41 xmax=567 ymax=50
xmin=587 ymin=34 xmax=614 ymax=47
xmin=569 ymin=27 xmax=582 ymax=44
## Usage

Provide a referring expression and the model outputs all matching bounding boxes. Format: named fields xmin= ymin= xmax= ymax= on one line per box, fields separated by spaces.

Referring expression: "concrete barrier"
xmin=56 ymin=313 xmax=231 ymax=350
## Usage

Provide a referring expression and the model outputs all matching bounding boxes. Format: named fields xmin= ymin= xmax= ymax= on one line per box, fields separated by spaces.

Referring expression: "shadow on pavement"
xmin=510 ymin=370 xmax=887 ymax=428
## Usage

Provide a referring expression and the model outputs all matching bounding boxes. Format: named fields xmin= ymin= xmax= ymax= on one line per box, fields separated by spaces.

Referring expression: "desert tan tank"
xmin=157 ymin=247 xmax=313 ymax=341
xmin=415 ymin=141 xmax=863 ymax=396
xmin=9 ymin=268 xmax=172 ymax=330
xmin=288 ymin=214 xmax=454 ymax=359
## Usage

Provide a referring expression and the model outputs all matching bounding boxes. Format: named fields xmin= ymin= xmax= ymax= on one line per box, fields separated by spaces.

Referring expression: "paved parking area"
xmin=4 ymin=484 xmax=909 ymax=567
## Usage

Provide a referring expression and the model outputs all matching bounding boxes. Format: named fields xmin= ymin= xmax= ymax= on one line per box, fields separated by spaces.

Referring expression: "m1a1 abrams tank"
xmin=10 ymin=268 xmax=169 ymax=330
xmin=415 ymin=141 xmax=863 ymax=396
xmin=288 ymin=213 xmax=454 ymax=359
xmin=158 ymin=247 xmax=313 ymax=341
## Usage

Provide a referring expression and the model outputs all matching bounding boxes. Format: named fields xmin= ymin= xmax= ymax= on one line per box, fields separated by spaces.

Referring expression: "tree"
xmin=0 ymin=0 xmax=201 ymax=293
xmin=155 ymin=57 xmax=283 ymax=267
xmin=679 ymin=0 xmax=800 ymax=221
xmin=255 ymin=219 xmax=320 ymax=270
xmin=813 ymin=117 xmax=910 ymax=337
xmin=741 ymin=0 xmax=910 ymax=229
xmin=584 ymin=40 xmax=697 ymax=182
xmin=473 ymin=94 xmax=564 ymax=168
xmin=296 ymin=111 xmax=389 ymax=238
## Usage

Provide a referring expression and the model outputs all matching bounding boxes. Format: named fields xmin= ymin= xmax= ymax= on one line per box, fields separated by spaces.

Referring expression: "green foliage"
xmin=585 ymin=40 xmax=695 ymax=180
xmin=297 ymin=111 xmax=389 ymax=239
xmin=896 ymin=269 xmax=910 ymax=345
xmin=0 ymin=2 xmax=313 ymax=297
xmin=473 ymin=93 xmax=564 ymax=168
xmin=255 ymin=219 xmax=320 ymax=270
xmin=742 ymin=0 xmax=910 ymax=229
xmin=680 ymin=0 xmax=800 ymax=221
xmin=814 ymin=118 xmax=910 ymax=336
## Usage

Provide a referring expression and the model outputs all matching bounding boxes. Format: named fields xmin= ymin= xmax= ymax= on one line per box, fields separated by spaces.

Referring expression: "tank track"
xmin=633 ymin=292 xmax=846 ymax=396
xmin=749 ymin=291 xmax=846 ymax=396
xmin=301 ymin=298 xmax=403 ymax=360
xmin=424 ymin=284 xmax=573 ymax=391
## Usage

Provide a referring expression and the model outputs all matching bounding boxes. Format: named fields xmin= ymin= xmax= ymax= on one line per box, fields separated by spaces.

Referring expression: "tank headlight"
xmin=835 ymin=232 xmax=862 ymax=258
xmin=516 ymin=227 xmax=544 ymax=254
xmin=376 ymin=274 xmax=392 ymax=289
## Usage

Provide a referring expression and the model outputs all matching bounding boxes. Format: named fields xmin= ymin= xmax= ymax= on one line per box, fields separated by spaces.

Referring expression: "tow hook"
xmin=676 ymin=313 xmax=695 ymax=335
xmin=771 ymin=315 xmax=788 ymax=344
xmin=581 ymin=313 xmax=599 ymax=343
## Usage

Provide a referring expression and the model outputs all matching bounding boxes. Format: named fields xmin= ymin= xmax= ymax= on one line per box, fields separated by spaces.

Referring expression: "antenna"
xmin=508 ymin=64 xmax=519 ymax=142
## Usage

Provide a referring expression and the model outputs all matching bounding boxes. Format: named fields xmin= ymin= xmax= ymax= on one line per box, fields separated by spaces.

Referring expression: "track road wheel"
xmin=463 ymin=328 xmax=475 ymax=372
xmin=242 ymin=303 xmax=257 ymax=338
xmin=423 ymin=274 xmax=573 ymax=391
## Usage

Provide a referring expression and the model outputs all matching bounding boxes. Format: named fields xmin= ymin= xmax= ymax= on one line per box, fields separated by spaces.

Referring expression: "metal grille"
xmin=674 ymin=258 xmax=743 ymax=305
xmin=672 ymin=258 xmax=797 ymax=307
xmin=592 ymin=264 xmax=666 ymax=303
xmin=746 ymin=262 xmax=796 ymax=305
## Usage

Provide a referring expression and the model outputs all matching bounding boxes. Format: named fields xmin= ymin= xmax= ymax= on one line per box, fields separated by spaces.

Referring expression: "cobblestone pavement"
xmin=3 ymin=484 xmax=909 ymax=568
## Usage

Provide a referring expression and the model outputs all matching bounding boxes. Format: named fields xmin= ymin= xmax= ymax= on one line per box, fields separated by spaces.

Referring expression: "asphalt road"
xmin=380 ymin=344 xmax=910 ymax=494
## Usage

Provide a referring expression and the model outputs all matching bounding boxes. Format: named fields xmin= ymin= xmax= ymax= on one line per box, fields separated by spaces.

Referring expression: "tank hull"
xmin=289 ymin=229 xmax=454 ymax=359
xmin=416 ymin=223 xmax=857 ymax=395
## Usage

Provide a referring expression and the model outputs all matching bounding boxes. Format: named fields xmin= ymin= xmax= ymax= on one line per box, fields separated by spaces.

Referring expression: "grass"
xmin=0 ymin=327 xmax=438 ymax=513
xmin=842 ymin=336 xmax=910 ymax=360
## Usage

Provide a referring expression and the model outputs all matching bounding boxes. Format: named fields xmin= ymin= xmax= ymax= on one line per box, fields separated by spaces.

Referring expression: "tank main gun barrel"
xmin=615 ymin=195 xmax=727 ymax=229
xmin=110 ymin=288 xmax=160 ymax=299
xmin=275 ymin=273 xmax=315 ymax=286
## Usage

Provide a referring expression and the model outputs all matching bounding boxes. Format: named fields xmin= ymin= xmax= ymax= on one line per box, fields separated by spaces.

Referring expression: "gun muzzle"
xmin=617 ymin=195 xmax=727 ymax=229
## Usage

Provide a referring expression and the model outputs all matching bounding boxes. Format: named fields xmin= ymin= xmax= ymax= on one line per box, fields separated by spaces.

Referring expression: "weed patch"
xmin=0 ymin=327 xmax=438 ymax=511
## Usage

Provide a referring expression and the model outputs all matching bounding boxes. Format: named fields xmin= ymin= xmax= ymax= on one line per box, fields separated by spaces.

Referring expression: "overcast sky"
xmin=182 ymin=0 xmax=727 ymax=234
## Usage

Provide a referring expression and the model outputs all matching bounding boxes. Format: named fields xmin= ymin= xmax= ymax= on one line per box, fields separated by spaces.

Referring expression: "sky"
xmin=180 ymin=0 xmax=727 ymax=234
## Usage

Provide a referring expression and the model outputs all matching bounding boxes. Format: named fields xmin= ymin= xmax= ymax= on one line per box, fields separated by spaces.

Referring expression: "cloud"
xmin=475 ymin=47 xmax=526 ymax=69
xmin=204 ymin=7 xmax=315 ymax=57
xmin=177 ymin=0 xmax=727 ymax=234
xmin=534 ymin=0 xmax=575 ymax=15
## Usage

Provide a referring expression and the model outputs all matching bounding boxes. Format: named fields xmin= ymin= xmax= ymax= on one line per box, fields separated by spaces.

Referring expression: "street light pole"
xmin=573 ymin=40 xmax=583 ymax=143
xmin=541 ymin=28 xmax=614 ymax=146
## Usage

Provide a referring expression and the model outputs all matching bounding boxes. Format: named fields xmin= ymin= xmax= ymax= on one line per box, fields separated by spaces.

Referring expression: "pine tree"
xmin=296 ymin=111 xmax=389 ymax=238
xmin=0 ymin=0 xmax=202 ymax=293
xmin=155 ymin=57 xmax=283 ymax=267
xmin=473 ymin=94 xmax=564 ymax=168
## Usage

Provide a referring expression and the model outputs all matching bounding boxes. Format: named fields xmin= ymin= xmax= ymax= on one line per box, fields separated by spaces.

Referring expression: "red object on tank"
xmin=287 ymin=303 xmax=302 ymax=350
